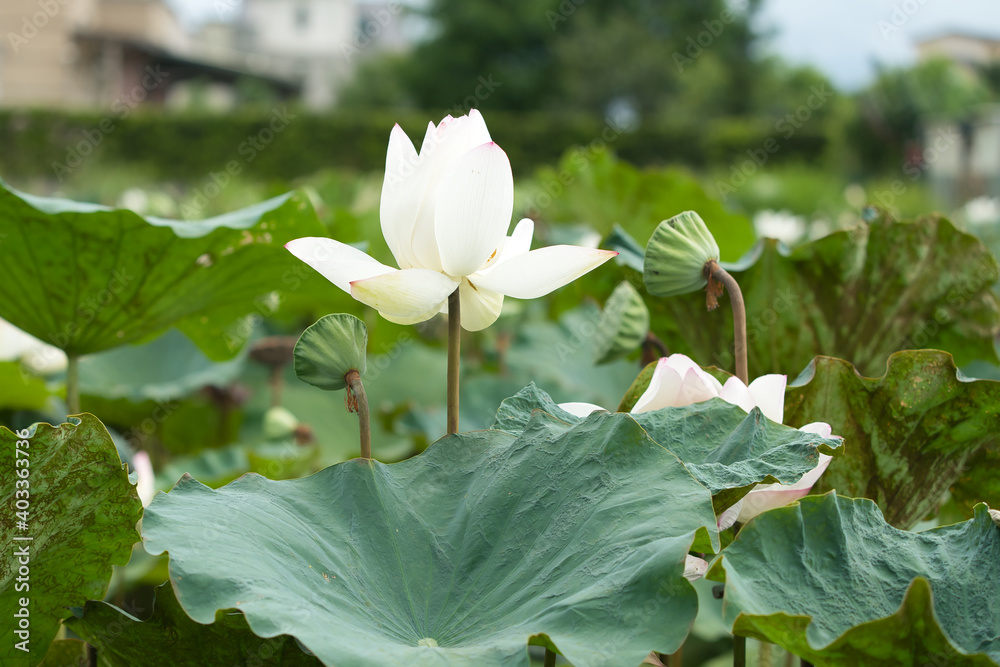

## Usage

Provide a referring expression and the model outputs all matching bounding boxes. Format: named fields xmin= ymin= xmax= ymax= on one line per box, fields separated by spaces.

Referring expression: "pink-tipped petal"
xmin=747 ymin=374 xmax=787 ymax=423
xmin=719 ymin=376 xmax=756 ymax=414
xmin=350 ymin=268 xmax=458 ymax=325
xmin=468 ymin=245 xmax=617 ymax=299
xmin=663 ymin=353 xmax=725 ymax=396
xmin=631 ymin=358 xmax=684 ymax=414
xmin=736 ymin=453 xmax=834 ymax=523
xmin=717 ymin=500 xmax=743 ymax=531
xmin=285 ymin=237 xmax=395 ymax=293
xmin=558 ymin=402 xmax=607 ymax=418
xmin=435 ymin=142 xmax=514 ymax=277
xmin=677 ymin=367 xmax=724 ymax=405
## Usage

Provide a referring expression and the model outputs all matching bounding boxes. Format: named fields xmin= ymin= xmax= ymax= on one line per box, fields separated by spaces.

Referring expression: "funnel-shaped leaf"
xmin=784 ymin=351 xmax=1000 ymax=528
xmin=712 ymin=495 xmax=1000 ymax=666
xmin=593 ymin=280 xmax=649 ymax=363
xmin=493 ymin=385 xmax=842 ymax=512
xmin=142 ymin=410 xmax=720 ymax=666
xmin=650 ymin=212 xmax=1000 ymax=376
xmin=0 ymin=415 xmax=142 ymax=665
xmin=0 ymin=182 xmax=331 ymax=359
xmin=67 ymin=584 xmax=321 ymax=666
xmin=293 ymin=314 xmax=368 ymax=391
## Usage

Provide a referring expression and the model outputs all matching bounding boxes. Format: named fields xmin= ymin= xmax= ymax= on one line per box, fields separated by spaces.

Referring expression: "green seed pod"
xmin=643 ymin=210 xmax=721 ymax=297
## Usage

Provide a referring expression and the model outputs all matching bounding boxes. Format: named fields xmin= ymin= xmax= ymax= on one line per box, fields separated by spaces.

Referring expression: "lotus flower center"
xmin=417 ymin=638 xmax=439 ymax=648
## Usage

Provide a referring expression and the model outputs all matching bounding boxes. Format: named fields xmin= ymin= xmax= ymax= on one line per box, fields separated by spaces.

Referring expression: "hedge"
xmin=0 ymin=108 xmax=829 ymax=183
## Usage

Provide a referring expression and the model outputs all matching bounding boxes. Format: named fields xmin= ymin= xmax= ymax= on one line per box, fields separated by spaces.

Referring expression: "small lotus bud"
xmin=263 ymin=406 xmax=300 ymax=441
xmin=643 ymin=211 xmax=721 ymax=297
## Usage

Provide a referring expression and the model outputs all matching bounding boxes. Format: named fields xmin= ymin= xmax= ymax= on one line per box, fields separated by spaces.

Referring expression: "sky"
xmin=166 ymin=0 xmax=1000 ymax=91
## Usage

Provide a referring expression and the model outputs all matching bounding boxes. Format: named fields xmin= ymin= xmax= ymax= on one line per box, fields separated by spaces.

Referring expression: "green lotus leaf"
xmin=784 ymin=351 xmax=1000 ymax=528
xmin=66 ymin=584 xmax=321 ymax=666
xmin=294 ymin=314 xmax=368 ymax=391
xmin=493 ymin=384 xmax=842 ymax=513
xmin=0 ymin=415 xmax=142 ymax=666
xmin=0 ymin=181 xmax=334 ymax=359
xmin=78 ymin=328 xmax=247 ymax=402
xmin=36 ymin=639 xmax=88 ymax=666
xmin=643 ymin=211 xmax=721 ymax=298
xmin=593 ymin=281 xmax=650 ymax=363
xmin=603 ymin=224 xmax=645 ymax=272
xmin=712 ymin=495 xmax=1000 ymax=666
xmin=142 ymin=410 xmax=720 ymax=666
xmin=0 ymin=361 xmax=50 ymax=411
xmin=651 ymin=213 xmax=1000 ymax=376
xmin=617 ymin=361 xmax=657 ymax=412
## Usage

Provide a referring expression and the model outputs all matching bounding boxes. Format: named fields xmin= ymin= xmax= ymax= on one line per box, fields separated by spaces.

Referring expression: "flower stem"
xmin=733 ymin=635 xmax=746 ymax=667
xmin=760 ymin=641 xmax=773 ymax=667
xmin=447 ymin=287 xmax=461 ymax=435
xmin=66 ymin=353 xmax=80 ymax=414
xmin=345 ymin=370 xmax=371 ymax=459
xmin=667 ymin=645 xmax=684 ymax=666
xmin=544 ymin=648 xmax=557 ymax=667
xmin=268 ymin=365 xmax=284 ymax=408
xmin=704 ymin=260 xmax=748 ymax=385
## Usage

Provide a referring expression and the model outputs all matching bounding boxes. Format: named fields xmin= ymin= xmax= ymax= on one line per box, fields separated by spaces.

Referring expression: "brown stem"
xmin=447 ymin=287 xmax=461 ymax=435
xmin=544 ymin=648 xmax=557 ymax=667
xmin=667 ymin=644 xmax=684 ymax=666
xmin=704 ymin=260 xmax=748 ymax=385
xmin=641 ymin=331 xmax=670 ymax=366
xmin=268 ymin=364 xmax=284 ymax=408
xmin=345 ymin=370 xmax=371 ymax=459
xmin=733 ymin=635 xmax=746 ymax=667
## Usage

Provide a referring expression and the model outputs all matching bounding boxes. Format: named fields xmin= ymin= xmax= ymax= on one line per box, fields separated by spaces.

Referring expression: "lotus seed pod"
xmin=643 ymin=211 xmax=721 ymax=297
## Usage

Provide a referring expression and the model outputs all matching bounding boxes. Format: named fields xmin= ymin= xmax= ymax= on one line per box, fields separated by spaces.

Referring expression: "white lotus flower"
xmin=719 ymin=422 xmax=834 ymax=527
xmin=131 ymin=450 xmax=156 ymax=507
xmin=683 ymin=554 xmax=709 ymax=582
xmin=559 ymin=353 xmax=837 ymax=528
xmin=285 ymin=111 xmax=616 ymax=331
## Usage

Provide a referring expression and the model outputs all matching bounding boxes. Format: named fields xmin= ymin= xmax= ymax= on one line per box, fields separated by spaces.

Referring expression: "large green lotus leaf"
xmin=67 ymin=584 xmax=321 ymax=666
xmin=493 ymin=384 xmax=841 ymax=513
xmin=37 ymin=639 xmax=88 ymax=666
xmin=651 ymin=212 xmax=1000 ymax=376
xmin=712 ymin=495 xmax=1000 ymax=666
xmin=142 ymin=411 xmax=720 ymax=666
xmin=78 ymin=328 xmax=247 ymax=402
xmin=0 ymin=181 xmax=335 ymax=359
xmin=784 ymin=351 xmax=1000 ymax=528
xmin=0 ymin=361 xmax=50 ymax=410
xmin=0 ymin=414 xmax=142 ymax=666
